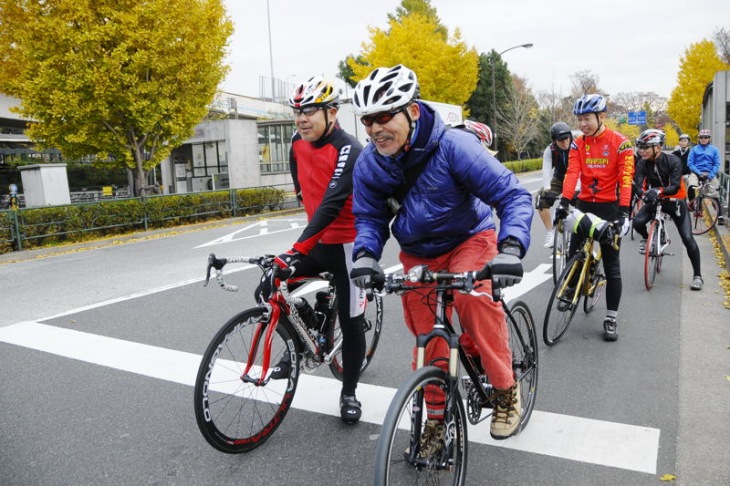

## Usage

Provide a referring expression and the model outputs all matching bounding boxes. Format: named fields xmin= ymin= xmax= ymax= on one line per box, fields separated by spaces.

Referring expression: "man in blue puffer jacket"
xmin=687 ymin=129 xmax=724 ymax=225
xmin=348 ymin=65 xmax=533 ymax=442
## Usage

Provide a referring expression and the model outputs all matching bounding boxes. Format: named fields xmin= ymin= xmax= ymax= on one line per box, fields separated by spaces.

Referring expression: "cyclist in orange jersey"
xmin=555 ymin=94 xmax=634 ymax=342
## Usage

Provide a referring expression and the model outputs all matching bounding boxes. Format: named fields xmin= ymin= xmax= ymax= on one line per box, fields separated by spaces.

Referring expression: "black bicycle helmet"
xmin=550 ymin=122 xmax=572 ymax=141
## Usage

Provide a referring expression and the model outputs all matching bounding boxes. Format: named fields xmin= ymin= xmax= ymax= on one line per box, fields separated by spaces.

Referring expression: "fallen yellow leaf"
xmin=660 ymin=473 xmax=677 ymax=481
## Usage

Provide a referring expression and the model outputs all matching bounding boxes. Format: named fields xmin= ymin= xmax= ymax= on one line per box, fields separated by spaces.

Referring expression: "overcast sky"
xmin=220 ymin=0 xmax=730 ymax=102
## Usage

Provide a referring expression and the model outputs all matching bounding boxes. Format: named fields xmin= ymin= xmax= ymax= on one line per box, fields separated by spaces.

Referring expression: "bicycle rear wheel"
xmin=688 ymin=196 xmax=720 ymax=235
xmin=543 ymin=253 xmax=582 ymax=345
xmin=552 ymin=224 xmax=571 ymax=284
xmin=374 ymin=366 xmax=467 ymax=485
xmin=644 ymin=221 xmax=659 ymax=290
xmin=583 ymin=259 xmax=606 ymax=314
xmin=193 ymin=307 xmax=299 ymax=453
xmin=327 ymin=293 xmax=383 ymax=381
xmin=507 ymin=301 xmax=538 ymax=431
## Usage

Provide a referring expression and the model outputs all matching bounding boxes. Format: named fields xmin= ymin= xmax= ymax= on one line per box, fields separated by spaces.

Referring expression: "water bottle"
xmin=314 ymin=291 xmax=332 ymax=329
xmin=294 ymin=297 xmax=317 ymax=329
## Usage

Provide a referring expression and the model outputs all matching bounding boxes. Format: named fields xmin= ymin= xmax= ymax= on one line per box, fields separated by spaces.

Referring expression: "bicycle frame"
xmin=206 ymin=255 xmax=329 ymax=385
xmin=559 ymin=237 xmax=602 ymax=307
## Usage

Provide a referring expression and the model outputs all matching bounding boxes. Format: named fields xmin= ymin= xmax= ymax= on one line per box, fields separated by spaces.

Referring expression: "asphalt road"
xmin=1 ymin=174 xmax=728 ymax=485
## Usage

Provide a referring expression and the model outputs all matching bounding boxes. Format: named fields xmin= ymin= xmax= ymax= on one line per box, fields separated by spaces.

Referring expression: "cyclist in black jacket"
xmin=270 ymin=76 xmax=368 ymax=423
xmin=671 ymin=133 xmax=691 ymax=177
xmin=632 ymin=129 xmax=703 ymax=290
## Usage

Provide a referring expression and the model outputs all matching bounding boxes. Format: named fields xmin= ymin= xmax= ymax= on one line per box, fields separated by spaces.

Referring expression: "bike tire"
xmin=630 ymin=196 xmax=642 ymax=240
xmin=374 ymin=366 xmax=467 ymax=485
xmin=688 ymin=195 xmax=720 ymax=235
xmin=552 ymin=225 xmax=571 ymax=284
xmin=193 ymin=307 xmax=299 ymax=453
xmin=327 ymin=293 xmax=383 ymax=381
xmin=543 ymin=253 xmax=582 ymax=346
xmin=644 ymin=221 xmax=659 ymax=290
xmin=507 ymin=301 xmax=538 ymax=431
xmin=583 ymin=259 xmax=606 ymax=314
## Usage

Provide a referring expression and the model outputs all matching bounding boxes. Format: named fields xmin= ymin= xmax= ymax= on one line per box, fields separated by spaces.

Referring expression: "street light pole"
xmin=267 ymin=0 xmax=276 ymax=102
xmin=490 ymin=43 xmax=533 ymax=154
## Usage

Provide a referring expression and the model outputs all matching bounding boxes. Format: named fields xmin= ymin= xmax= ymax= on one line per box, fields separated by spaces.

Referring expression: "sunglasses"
xmin=555 ymin=135 xmax=571 ymax=142
xmin=293 ymin=106 xmax=322 ymax=117
xmin=698 ymin=136 xmax=710 ymax=139
xmin=360 ymin=110 xmax=402 ymax=127
xmin=636 ymin=143 xmax=655 ymax=150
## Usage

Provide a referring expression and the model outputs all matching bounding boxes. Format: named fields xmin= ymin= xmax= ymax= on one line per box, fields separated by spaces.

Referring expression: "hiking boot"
xmin=269 ymin=355 xmax=291 ymax=380
xmin=340 ymin=394 xmax=362 ymax=424
xmin=690 ymin=276 xmax=703 ymax=291
xmin=603 ymin=317 xmax=618 ymax=342
xmin=417 ymin=419 xmax=445 ymax=459
xmin=490 ymin=381 xmax=522 ymax=440
xmin=543 ymin=231 xmax=554 ymax=249
xmin=638 ymin=239 xmax=646 ymax=255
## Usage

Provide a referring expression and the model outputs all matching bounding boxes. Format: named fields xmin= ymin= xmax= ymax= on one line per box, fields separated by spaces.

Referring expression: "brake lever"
xmin=204 ymin=253 xmax=227 ymax=287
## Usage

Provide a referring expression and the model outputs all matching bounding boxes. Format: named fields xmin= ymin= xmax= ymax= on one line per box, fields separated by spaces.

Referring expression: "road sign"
xmin=628 ymin=111 xmax=647 ymax=125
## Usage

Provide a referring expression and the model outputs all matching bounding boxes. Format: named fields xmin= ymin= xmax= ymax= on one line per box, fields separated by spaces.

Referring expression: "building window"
xmin=191 ymin=140 xmax=228 ymax=177
xmin=258 ymin=123 xmax=293 ymax=174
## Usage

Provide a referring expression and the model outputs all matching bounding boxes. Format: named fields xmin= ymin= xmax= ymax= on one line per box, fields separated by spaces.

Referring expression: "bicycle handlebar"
xmin=204 ymin=253 xmax=294 ymax=292
xmin=376 ymin=256 xmax=522 ymax=301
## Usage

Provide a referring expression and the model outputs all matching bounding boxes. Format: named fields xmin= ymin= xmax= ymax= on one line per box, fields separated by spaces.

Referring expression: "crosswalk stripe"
xmin=0 ymin=321 xmax=658 ymax=475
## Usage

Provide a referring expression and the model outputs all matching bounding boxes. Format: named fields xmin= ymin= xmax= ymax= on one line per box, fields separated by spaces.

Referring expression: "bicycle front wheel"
xmin=193 ymin=307 xmax=299 ymax=453
xmin=328 ymin=293 xmax=383 ymax=381
xmin=507 ymin=301 xmax=538 ymax=431
xmin=644 ymin=221 xmax=659 ymax=290
xmin=374 ymin=366 xmax=468 ymax=486
xmin=552 ymin=224 xmax=571 ymax=284
xmin=543 ymin=253 xmax=582 ymax=345
xmin=689 ymin=196 xmax=720 ymax=235
xmin=583 ymin=259 xmax=606 ymax=314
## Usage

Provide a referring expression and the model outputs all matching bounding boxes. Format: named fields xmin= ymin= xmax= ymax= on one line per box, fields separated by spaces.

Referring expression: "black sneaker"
xmin=718 ymin=216 xmax=725 ymax=226
xmin=340 ymin=394 xmax=362 ymax=424
xmin=269 ymin=355 xmax=291 ymax=380
xmin=603 ymin=317 xmax=618 ymax=342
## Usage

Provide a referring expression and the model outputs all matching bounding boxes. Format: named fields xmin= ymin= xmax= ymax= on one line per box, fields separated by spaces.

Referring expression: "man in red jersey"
xmin=555 ymin=94 xmax=634 ymax=342
xmin=271 ymin=76 xmax=367 ymax=424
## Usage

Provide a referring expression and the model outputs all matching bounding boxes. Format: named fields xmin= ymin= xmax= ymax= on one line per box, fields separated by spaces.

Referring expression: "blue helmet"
xmin=573 ymin=94 xmax=607 ymax=115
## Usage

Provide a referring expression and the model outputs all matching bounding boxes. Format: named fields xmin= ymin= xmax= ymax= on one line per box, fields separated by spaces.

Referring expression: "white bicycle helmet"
xmin=352 ymin=65 xmax=420 ymax=116
xmin=288 ymin=76 xmax=339 ymax=108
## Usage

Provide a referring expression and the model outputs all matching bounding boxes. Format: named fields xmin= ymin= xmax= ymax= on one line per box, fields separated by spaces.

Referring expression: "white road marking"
xmin=195 ymin=219 xmax=306 ymax=248
xmin=0 ymin=321 xmax=659 ymax=474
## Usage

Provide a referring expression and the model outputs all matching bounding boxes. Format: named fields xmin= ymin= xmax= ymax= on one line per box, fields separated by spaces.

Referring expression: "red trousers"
xmin=399 ymin=230 xmax=514 ymax=418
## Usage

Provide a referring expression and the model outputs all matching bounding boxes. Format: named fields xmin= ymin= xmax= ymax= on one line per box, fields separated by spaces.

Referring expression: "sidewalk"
xmin=676 ymin=220 xmax=730 ymax=484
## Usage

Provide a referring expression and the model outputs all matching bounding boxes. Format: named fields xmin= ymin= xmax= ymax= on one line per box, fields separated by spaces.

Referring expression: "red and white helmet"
xmin=698 ymin=129 xmax=712 ymax=138
xmin=462 ymin=120 xmax=493 ymax=147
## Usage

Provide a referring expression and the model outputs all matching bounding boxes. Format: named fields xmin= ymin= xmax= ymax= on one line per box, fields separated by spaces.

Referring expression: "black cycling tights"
xmin=569 ymin=201 xmax=622 ymax=313
xmin=632 ymin=200 xmax=701 ymax=277
xmin=291 ymin=243 xmax=366 ymax=397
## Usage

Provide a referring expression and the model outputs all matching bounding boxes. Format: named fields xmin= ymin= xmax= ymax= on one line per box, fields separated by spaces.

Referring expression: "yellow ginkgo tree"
xmin=667 ymin=39 xmax=730 ymax=140
xmin=0 ymin=0 xmax=233 ymax=196
xmin=348 ymin=13 xmax=478 ymax=108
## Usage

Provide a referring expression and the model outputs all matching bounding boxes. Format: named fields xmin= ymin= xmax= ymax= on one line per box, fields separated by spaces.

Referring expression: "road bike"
xmin=193 ymin=254 xmax=383 ymax=453
xmin=643 ymin=198 xmax=674 ymax=290
xmin=372 ymin=258 xmax=538 ymax=485
xmin=629 ymin=190 xmax=643 ymax=241
xmin=543 ymin=212 xmax=617 ymax=346
xmin=687 ymin=177 xmax=721 ymax=235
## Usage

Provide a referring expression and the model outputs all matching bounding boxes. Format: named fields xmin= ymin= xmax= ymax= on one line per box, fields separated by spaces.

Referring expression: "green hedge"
xmin=2 ymin=187 xmax=287 ymax=252
xmin=503 ymin=158 xmax=542 ymax=173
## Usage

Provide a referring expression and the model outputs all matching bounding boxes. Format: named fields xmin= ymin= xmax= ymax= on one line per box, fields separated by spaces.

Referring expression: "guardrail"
xmin=0 ymin=185 xmax=298 ymax=253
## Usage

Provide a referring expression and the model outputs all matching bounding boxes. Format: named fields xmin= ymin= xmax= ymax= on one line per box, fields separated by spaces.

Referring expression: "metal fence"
xmin=0 ymin=185 xmax=297 ymax=253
